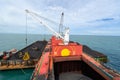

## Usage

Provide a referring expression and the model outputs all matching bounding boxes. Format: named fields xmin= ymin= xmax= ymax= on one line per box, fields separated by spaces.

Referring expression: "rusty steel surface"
xmin=82 ymin=53 xmax=120 ymax=80
xmin=53 ymin=56 xmax=81 ymax=62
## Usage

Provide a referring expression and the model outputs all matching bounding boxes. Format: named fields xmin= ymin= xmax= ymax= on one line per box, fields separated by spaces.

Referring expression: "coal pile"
xmin=83 ymin=45 xmax=107 ymax=58
xmin=9 ymin=40 xmax=47 ymax=60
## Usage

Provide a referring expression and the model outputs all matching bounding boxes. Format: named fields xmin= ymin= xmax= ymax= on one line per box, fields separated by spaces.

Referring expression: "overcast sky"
xmin=0 ymin=0 xmax=120 ymax=35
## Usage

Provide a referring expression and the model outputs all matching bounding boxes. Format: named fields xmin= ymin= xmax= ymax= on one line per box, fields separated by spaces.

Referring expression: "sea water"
xmin=0 ymin=34 xmax=120 ymax=80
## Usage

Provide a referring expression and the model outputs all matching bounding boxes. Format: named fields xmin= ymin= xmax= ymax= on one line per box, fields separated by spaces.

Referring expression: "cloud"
xmin=95 ymin=18 xmax=114 ymax=22
xmin=65 ymin=0 xmax=120 ymax=22
xmin=48 ymin=6 xmax=66 ymax=12
xmin=0 ymin=0 xmax=120 ymax=35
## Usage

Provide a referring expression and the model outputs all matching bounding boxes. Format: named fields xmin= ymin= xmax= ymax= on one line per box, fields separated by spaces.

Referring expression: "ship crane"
xmin=25 ymin=9 xmax=69 ymax=45
xmin=59 ymin=12 xmax=64 ymax=35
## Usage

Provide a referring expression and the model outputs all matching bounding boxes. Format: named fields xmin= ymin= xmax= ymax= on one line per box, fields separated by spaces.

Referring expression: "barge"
xmin=0 ymin=41 xmax=47 ymax=70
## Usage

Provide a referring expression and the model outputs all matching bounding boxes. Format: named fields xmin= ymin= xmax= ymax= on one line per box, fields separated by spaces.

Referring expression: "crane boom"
xmin=25 ymin=9 xmax=69 ymax=45
xmin=59 ymin=12 xmax=64 ymax=34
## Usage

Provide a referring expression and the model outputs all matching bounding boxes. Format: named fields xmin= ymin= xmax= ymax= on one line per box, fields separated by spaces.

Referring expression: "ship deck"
xmin=31 ymin=41 xmax=120 ymax=80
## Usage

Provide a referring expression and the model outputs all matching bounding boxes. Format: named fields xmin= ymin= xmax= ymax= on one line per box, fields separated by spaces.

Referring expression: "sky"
xmin=0 ymin=0 xmax=120 ymax=36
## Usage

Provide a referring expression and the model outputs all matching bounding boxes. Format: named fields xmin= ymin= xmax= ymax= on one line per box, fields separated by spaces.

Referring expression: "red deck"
xmin=31 ymin=36 xmax=120 ymax=80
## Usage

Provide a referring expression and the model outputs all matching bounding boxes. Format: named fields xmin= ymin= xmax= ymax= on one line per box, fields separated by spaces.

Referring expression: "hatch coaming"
xmin=53 ymin=60 xmax=105 ymax=80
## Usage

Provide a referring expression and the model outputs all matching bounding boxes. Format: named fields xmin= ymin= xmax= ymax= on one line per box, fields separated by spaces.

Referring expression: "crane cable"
xmin=19 ymin=12 xmax=28 ymax=75
xmin=26 ymin=12 xmax=28 ymax=46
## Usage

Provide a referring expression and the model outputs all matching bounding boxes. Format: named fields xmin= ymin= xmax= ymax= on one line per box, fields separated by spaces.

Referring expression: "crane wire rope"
xmin=25 ymin=12 xmax=28 ymax=46
xmin=20 ymin=12 xmax=28 ymax=75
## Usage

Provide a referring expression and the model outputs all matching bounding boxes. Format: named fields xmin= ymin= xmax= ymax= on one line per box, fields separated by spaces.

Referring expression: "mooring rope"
xmin=20 ymin=68 xmax=27 ymax=75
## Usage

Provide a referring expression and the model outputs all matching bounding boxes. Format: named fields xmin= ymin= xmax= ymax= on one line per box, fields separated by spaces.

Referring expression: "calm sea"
xmin=0 ymin=33 xmax=120 ymax=80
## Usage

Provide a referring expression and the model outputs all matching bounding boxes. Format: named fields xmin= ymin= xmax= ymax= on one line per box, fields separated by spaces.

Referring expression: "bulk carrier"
xmin=0 ymin=10 xmax=120 ymax=80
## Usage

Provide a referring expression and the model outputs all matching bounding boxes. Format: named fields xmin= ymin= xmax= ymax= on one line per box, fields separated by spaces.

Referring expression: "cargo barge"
xmin=0 ymin=41 xmax=47 ymax=70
